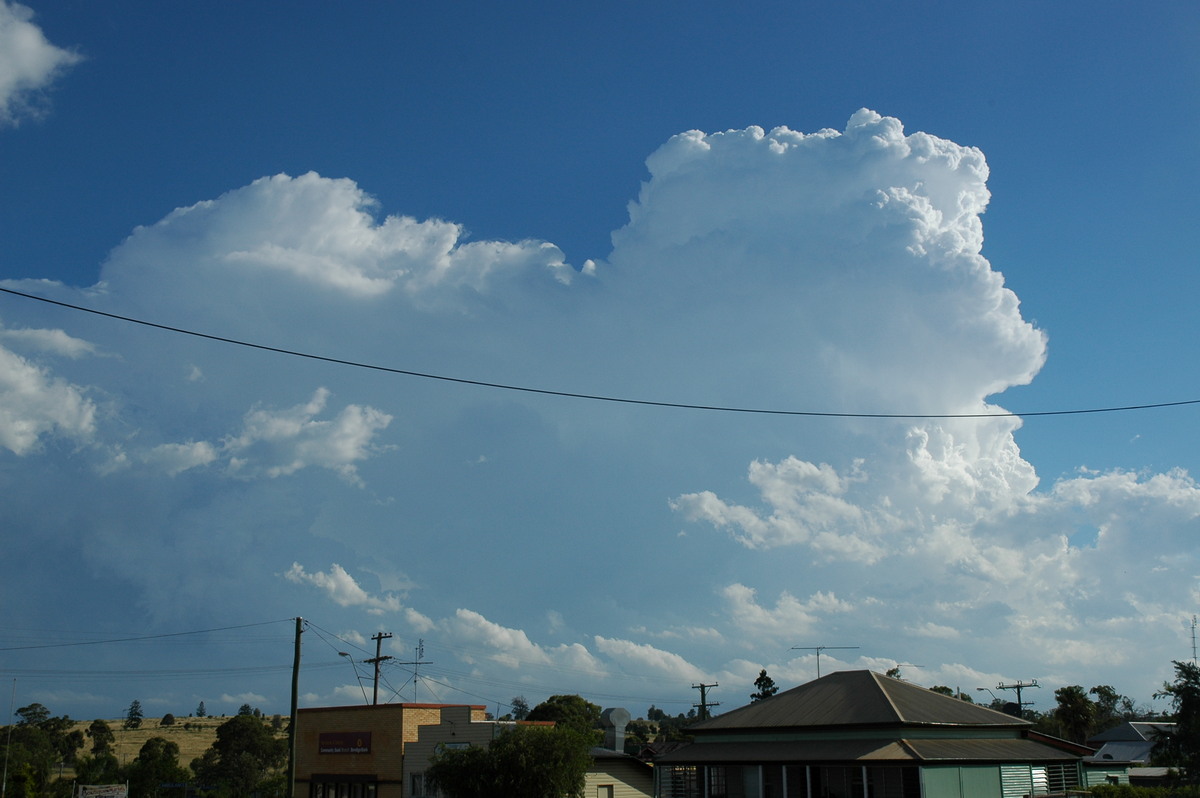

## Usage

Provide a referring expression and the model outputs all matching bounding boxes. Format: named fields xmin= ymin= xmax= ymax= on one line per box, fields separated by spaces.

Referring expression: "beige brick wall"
xmin=294 ymin=703 xmax=488 ymax=798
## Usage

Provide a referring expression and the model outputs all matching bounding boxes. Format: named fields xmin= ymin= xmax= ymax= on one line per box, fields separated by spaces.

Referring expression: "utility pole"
xmin=692 ymin=682 xmax=719 ymax=720
xmin=365 ymin=632 xmax=393 ymax=705
xmin=996 ymin=679 xmax=1040 ymax=716
xmin=790 ymin=645 xmax=859 ymax=679
xmin=287 ymin=617 xmax=303 ymax=798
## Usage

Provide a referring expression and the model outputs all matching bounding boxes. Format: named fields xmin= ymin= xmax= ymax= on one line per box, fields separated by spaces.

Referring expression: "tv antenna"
xmin=791 ymin=645 xmax=859 ymax=678
xmin=1191 ymin=615 xmax=1197 ymax=665
xmin=398 ymin=639 xmax=433 ymax=701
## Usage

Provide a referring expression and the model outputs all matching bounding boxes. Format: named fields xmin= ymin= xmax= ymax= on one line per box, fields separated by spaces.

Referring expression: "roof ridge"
xmin=871 ymin=671 xmax=906 ymax=723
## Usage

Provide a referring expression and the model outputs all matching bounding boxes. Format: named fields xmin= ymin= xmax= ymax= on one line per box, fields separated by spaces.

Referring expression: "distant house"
xmin=1082 ymin=720 xmax=1176 ymax=787
xmin=588 ymin=708 xmax=655 ymax=798
xmin=654 ymin=670 xmax=1089 ymax=798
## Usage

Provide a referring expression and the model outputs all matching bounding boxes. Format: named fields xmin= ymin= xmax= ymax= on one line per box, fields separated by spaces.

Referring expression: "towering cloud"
xmin=2 ymin=110 xmax=1194 ymax=714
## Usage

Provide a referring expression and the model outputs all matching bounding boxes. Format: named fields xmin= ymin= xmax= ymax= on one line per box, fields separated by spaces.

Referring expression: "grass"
xmin=68 ymin=715 xmax=285 ymax=771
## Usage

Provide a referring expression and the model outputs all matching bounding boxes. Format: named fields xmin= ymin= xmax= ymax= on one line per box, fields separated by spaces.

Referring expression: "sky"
xmin=1 ymin=1 xmax=1198 ymax=724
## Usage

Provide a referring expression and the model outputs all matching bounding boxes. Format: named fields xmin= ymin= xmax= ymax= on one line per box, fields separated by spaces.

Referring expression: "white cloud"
xmin=449 ymin=609 xmax=605 ymax=676
xmin=106 ymin=172 xmax=574 ymax=309
xmin=285 ymin=563 xmax=402 ymax=615
xmin=0 ymin=324 xmax=97 ymax=358
xmin=223 ymin=388 xmax=392 ymax=483
xmin=0 ymin=1 xmax=80 ymax=126
xmin=0 ymin=343 xmax=96 ymax=453
xmin=719 ymin=583 xmax=855 ymax=642
xmin=593 ymin=636 xmax=708 ymax=682
xmin=140 ymin=441 xmax=218 ymax=476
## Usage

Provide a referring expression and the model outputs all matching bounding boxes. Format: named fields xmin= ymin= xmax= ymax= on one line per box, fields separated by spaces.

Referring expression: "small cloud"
xmin=285 ymin=562 xmax=402 ymax=615
xmin=0 ymin=1 xmax=82 ymax=127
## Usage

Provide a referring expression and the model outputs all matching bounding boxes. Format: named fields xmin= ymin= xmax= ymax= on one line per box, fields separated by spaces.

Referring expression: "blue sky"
xmin=1 ymin=1 xmax=1198 ymax=722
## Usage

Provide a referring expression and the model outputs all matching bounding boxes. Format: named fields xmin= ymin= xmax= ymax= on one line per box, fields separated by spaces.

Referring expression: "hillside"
xmin=67 ymin=715 xmax=287 ymax=772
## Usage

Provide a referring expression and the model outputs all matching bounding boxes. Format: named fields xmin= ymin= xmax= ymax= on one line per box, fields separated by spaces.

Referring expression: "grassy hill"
xmin=67 ymin=715 xmax=287 ymax=773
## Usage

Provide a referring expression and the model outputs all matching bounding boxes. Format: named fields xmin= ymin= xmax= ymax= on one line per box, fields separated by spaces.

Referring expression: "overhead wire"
xmin=2 ymin=286 xmax=1196 ymax=420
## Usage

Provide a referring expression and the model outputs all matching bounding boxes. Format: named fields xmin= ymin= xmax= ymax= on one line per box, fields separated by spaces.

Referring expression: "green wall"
xmin=921 ymin=766 xmax=1002 ymax=798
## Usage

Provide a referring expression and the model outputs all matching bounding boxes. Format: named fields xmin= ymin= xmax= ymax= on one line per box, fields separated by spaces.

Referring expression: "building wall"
xmin=294 ymin=704 xmax=489 ymax=798
xmin=402 ymin=706 xmax=510 ymax=798
xmin=584 ymin=757 xmax=654 ymax=798
xmin=921 ymin=766 xmax=1002 ymax=798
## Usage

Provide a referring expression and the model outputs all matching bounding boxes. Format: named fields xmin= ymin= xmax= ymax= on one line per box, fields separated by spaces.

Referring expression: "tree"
xmin=1 ymin=703 xmax=84 ymax=797
xmin=15 ymin=703 xmax=50 ymax=727
xmin=1054 ymin=685 xmax=1095 ymax=744
xmin=929 ymin=686 xmax=974 ymax=702
xmin=196 ymin=701 xmax=207 ymax=718
xmin=510 ymin=696 xmax=530 ymax=721
xmin=124 ymin=699 xmax=144 ymax=730
xmin=191 ymin=713 xmax=287 ymax=796
xmin=127 ymin=736 xmax=190 ymax=798
xmin=87 ymin=719 xmax=115 ymax=756
xmin=237 ymin=703 xmax=255 ymax=716
xmin=160 ymin=713 xmax=176 ymax=726
xmin=526 ymin=695 xmax=602 ymax=741
xmin=1153 ymin=660 xmax=1200 ymax=784
xmin=750 ymin=669 xmax=779 ymax=702
xmin=427 ymin=724 xmax=593 ymax=798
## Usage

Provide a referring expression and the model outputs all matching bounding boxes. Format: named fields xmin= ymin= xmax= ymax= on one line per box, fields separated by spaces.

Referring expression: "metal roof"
xmin=656 ymin=736 xmax=1077 ymax=765
xmin=1087 ymin=721 xmax=1174 ymax=744
xmin=690 ymin=670 xmax=1028 ymax=732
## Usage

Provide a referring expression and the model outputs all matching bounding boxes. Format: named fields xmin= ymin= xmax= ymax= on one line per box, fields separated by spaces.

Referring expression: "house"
xmin=587 ymin=708 xmax=655 ymax=798
xmin=1082 ymin=720 xmax=1175 ymax=787
xmin=654 ymin=670 xmax=1089 ymax=798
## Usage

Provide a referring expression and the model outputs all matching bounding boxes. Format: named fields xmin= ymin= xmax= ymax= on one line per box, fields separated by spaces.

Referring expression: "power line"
xmin=0 ymin=618 xmax=294 ymax=652
xmin=2 ymin=286 xmax=1197 ymax=420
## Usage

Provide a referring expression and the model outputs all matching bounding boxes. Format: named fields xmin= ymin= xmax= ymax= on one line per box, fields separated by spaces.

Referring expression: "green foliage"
xmin=526 ymin=694 xmax=602 ymax=741
xmin=427 ymin=724 xmax=593 ymax=798
xmin=124 ymin=699 xmax=144 ymax=730
xmin=1056 ymin=684 xmax=1096 ymax=743
xmin=15 ymin=703 xmax=50 ymax=726
xmin=750 ymin=669 xmax=779 ymax=703
xmin=510 ymin=696 xmax=530 ymax=721
xmin=1154 ymin=661 xmax=1200 ymax=784
xmin=86 ymin=718 xmax=115 ymax=756
xmin=73 ymin=752 xmax=122 ymax=786
xmin=191 ymin=713 xmax=287 ymax=797
xmin=126 ymin=736 xmax=191 ymax=797
xmin=0 ymin=704 xmax=84 ymax=798
xmin=196 ymin=701 xmax=207 ymax=717
xmin=1088 ymin=784 xmax=1200 ymax=797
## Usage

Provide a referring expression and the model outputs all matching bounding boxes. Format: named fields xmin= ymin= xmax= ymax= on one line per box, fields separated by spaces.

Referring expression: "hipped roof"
xmin=656 ymin=737 xmax=1079 ymax=765
xmin=691 ymin=670 xmax=1028 ymax=732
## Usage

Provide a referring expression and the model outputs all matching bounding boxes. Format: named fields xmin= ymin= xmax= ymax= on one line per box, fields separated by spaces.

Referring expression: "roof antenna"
xmin=790 ymin=645 xmax=859 ymax=679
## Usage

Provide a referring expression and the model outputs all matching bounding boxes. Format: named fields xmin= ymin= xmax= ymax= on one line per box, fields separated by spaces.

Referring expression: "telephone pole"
xmin=996 ymin=679 xmax=1040 ymax=716
xmin=692 ymin=682 xmax=719 ymax=720
xmin=365 ymin=632 xmax=393 ymax=705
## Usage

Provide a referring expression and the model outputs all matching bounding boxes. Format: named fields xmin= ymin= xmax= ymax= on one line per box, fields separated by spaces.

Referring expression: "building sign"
xmin=76 ymin=787 xmax=128 ymax=798
xmin=319 ymin=731 xmax=372 ymax=754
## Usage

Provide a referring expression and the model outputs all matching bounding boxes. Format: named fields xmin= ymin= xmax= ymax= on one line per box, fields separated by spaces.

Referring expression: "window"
xmin=411 ymin=773 xmax=438 ymax=798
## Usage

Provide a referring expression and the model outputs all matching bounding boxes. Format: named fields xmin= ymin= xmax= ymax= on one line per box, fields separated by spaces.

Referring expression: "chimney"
xmin=600 ymin=707 xmax=630 ymax=752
